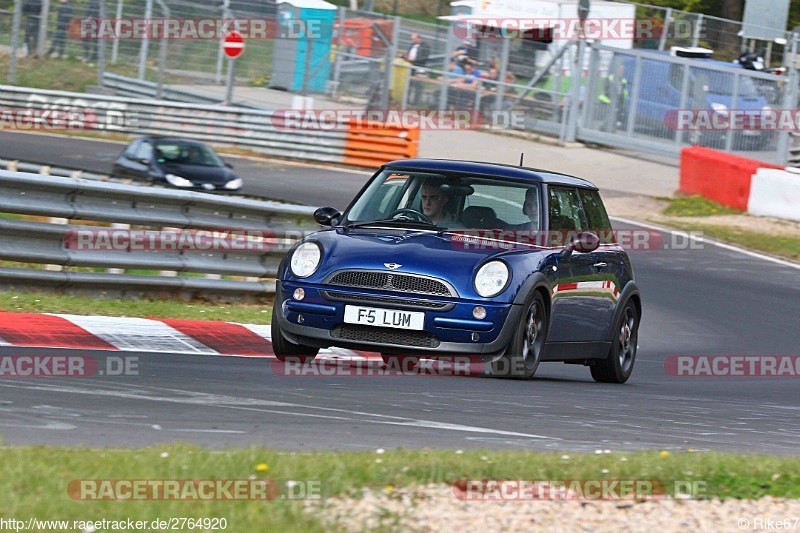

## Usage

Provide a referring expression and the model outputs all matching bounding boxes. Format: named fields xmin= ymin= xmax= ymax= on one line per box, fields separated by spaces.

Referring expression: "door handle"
xmin=593 ymin=262 xmax=607 ymax=269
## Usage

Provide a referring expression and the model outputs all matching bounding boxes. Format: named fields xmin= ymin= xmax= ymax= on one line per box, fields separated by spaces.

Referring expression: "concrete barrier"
xmin=680 ymin=147 xmax=783 ymax=211
xmin=748 ymin=168 xmax=800 ymax=222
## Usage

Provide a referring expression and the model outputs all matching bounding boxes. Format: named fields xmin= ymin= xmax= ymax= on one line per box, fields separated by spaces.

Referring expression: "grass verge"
xmin=0 ymin=53 xmax=195 ymax=93
xmin=652 ymin=220 xmax=800 ymax=261
xmin=0 ymin=290 xmax=273 ymax=323
xmin=645 ymin=195 xmax=800 ymax=261
xmin=1 ymin=445 xmax=799 ymax=531
xmin=658 ymin=195 xmax=743 ymax=217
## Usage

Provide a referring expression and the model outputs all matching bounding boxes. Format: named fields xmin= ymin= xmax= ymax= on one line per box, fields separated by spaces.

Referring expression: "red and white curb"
xmin=0 ymin=312 xmax=375 ymax=360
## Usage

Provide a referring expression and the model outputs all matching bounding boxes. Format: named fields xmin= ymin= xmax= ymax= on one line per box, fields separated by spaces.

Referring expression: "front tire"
xmin=591 ymin=300 xmax=639 ymax=384
xmin=271 ymin=300 xmax=319 ymax=363
xmin=491 ymin=292 xmax=548 ymax=379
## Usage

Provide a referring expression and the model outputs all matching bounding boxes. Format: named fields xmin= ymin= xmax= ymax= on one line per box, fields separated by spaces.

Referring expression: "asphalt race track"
xmin=0 ymin=131 xmax=369 ymax=210
xmin=0 ymin=131 xmax=799 ymax=453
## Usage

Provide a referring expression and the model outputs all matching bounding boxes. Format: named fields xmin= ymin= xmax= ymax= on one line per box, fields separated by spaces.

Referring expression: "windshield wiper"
xmin=344 ymin=217 xmax=440 ymax=230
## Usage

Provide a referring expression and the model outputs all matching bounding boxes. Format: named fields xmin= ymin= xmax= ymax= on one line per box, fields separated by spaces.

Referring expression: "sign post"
xmin=223 ymin=32 xmax=245 ymax=105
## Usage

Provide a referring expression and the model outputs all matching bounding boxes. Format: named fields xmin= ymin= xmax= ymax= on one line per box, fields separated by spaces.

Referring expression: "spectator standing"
xmin=22 ymin=0 xmax=42 ymax=57
xmin=402 ymin=33 xmax=430 ymax=106
xmin=46 ymin=0 xmax=73 ymax=59
xmin=82 ymin=0 xmax=100 ymax=62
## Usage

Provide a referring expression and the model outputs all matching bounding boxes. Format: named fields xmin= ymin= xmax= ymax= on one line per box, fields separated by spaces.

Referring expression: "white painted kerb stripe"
xmin=610 ymin=216 xmax=800 ymax=270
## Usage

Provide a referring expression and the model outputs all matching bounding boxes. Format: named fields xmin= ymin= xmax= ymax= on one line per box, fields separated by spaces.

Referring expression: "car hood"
xmin=158 ymin=163 xmax=234 ymax=185
xmin=296 ymin=227 xmax=546 ymax=300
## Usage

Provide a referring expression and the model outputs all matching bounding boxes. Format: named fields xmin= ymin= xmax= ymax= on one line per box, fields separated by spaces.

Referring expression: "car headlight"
xmin=711 ymin=102 xmax=728 ymax=116
xmin=290 ymin=241 xmax=322 ymax=278
xmin=165 ymin=173 xmax=193 ymax=187
xmin=224 ymin=178 xmax=243 ymax=190
xmin=473 ymin=260 xmax=510 ymax=298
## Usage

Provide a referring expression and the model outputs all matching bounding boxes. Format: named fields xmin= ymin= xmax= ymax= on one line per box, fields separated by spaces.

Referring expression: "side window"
xmin=464 ymin=184 xmax=536 ymax=227
xmin=548 ymin=186 xmax=587 ymax=232
xmin=578 ymin=189 xmax=611 ymax=231
xmin=135 ymin=141 xmax=154 ymax=162
xmin=579 ymin=189 xmax=614 ymax=244
xmin=122 ymin=140 xmax=140 ymax=158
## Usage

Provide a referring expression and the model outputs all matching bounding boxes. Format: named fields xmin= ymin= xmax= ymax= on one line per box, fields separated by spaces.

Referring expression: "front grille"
xmin=326 ymin=270 xmax=455 ymax=297
xmin=320 ymin=290 xmax=454 ymax=311
xmin=332 ymin=325 xmax=440 ymax=348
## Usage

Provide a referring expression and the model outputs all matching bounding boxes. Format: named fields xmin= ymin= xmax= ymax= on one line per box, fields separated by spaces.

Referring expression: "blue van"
xmin=616 ymin=51 xmax=774 ymax=150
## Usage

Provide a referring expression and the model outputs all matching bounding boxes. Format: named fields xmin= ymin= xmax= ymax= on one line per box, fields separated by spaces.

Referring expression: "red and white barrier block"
xmin=747 ymin=167 xmax=800 ymax=222
xmin=680 ymin=147 xmax=800 ymax=222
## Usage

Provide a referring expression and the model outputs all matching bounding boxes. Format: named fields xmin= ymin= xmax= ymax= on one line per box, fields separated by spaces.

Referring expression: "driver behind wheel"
xmin=420 ymin=178 xmax=464 ymax=228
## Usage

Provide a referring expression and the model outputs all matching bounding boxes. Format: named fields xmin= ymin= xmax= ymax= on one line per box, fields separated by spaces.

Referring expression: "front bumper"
xmin=275 ymin=280 xmax=522 ymax=359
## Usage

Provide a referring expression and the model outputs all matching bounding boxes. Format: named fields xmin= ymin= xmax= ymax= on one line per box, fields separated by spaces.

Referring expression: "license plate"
xmin=343 ymin=305 xmax=425 ymax=330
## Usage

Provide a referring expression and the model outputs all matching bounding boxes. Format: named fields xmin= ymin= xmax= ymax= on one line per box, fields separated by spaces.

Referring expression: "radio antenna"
xmin=519 ymin=153 xmax=524 ymax=167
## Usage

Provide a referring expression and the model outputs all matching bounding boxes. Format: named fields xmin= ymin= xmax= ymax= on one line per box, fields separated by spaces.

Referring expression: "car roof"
xmin=630 ymin=50 xmax=743 ymax=70
xmin=383 ymin=159 xmax=598 ymax=189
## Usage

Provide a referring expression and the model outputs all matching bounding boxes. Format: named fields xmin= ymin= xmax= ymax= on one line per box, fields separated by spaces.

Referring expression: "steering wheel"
xmin=390 ymin=208 xmax=433 ymax=225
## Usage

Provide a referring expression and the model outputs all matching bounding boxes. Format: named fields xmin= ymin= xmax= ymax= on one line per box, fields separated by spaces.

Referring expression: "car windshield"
xmin=344 ymin=170 xmax=542 ymax=231
xmin=153 ymin=141 xmax=224 ymax=167
xmin=693 ymin=66 xmax=760 ymax=97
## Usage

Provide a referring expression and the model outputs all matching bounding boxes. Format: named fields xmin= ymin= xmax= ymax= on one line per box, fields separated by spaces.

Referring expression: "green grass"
xmin=658 ymin=195 xmax=743 ymax=217
xmin=1 ymin=446 xmax=799 ymax=531
xmin=1 ymin=52 xmax=196 ymax=93
xmin=653 ymin=220 xmax=800 ymax=261
xmin=0 ymin=290 xmax=273 ymax=323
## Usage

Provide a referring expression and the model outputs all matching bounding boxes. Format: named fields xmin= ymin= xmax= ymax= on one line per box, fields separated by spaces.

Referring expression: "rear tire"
xmin=591 ymin=300 xmax=639 ymax=384
xmin=271 ymin=300 xmax=319 ymax=363
xmin=491 ymin=292 xmax=547 ymax=379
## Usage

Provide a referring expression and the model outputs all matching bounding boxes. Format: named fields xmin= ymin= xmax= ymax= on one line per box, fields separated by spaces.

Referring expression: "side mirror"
xmin=314 ymin=206 xmax=341 ymax=227
xmin=224 ymin=162 xmax=233 ymax=169
xmin=561 ymin=231 xmax=600 ymax=258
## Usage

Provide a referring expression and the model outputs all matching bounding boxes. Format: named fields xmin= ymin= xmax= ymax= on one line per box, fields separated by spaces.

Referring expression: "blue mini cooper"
xmin=272 ymin=159 xmax=641 ymax=383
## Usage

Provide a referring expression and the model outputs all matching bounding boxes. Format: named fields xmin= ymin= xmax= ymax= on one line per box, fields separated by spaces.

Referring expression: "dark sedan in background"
xmin=111 ymin=136 xmax=242 ymax=191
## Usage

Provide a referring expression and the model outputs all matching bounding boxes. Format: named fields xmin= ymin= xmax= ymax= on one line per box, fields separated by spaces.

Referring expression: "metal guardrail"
xmin=0 ymin=158 xmax=110 ymax=183
xmin=0 ymin=157 xmax=281 ymax=200
xmin=100 ymin=73 xmax=267 ymax=110
xmin=0 ymin=170 xmax=318 ymax=299
xmin=0 ymin=85 xmax=418 ymax=166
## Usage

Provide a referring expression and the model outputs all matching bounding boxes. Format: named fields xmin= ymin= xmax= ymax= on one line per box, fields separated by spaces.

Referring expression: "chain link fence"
xmin=2 ymin=0 xmax=799 ymax=164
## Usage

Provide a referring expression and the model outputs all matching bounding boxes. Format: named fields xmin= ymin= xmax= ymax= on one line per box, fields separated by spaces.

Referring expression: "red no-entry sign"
xmin=223 ymin=32 xmax=245 ymax=58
